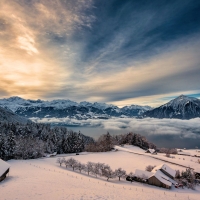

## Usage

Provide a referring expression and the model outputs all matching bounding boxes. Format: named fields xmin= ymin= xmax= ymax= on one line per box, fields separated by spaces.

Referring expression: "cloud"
xmin=31 ymin=117 xmax=200 ymax=140
xmin=0 ymin=0 xmax=95 ymax=99
xmin=0 ymin=0 xmax=200 ymax=107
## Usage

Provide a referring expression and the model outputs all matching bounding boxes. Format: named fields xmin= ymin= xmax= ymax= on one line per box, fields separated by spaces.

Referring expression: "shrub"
xmin=145 ymin=165 xmax=156 ymax=172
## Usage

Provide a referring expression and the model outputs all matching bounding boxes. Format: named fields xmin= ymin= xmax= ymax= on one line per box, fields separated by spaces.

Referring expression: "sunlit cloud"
xmin=0 ymin=0 xmax=200 ymax=106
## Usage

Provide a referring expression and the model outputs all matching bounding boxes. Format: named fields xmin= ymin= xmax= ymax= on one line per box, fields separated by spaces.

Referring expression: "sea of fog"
xmin=31 ymin=117 xmax=200 ymax=149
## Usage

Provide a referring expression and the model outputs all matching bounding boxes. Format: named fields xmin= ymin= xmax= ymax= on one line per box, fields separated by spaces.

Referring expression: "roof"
xmin=135 ymin=169 xmax=153 ymax=179
xmin=0 ymin=159 xmax=10 ymax=177
xmin=152 ymin=164 xmax=176 ymax=178
xmin=147 ymin=149 xmax=156 ymax=154
xmin=177 ymin=151 xmax=191 ymax=155
xmin=150 ymin=170 xmax=172 ymax=187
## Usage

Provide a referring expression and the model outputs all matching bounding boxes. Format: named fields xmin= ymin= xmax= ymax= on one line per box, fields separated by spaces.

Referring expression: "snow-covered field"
xmin=1 ymin=146 xmax=200 ymax=200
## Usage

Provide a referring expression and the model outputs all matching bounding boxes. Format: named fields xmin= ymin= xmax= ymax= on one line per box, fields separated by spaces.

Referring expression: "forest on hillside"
xmin=0 ymin=122 xmax=156 ymax=160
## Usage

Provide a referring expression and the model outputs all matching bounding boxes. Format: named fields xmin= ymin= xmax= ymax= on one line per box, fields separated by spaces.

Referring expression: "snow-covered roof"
xmin=135 ymin=169 xmax=153 ymax=179
xmin=177 ymin=151 xmax=191 ymax=155
xmin=152 ymin=164 xmax=176 ymax=178
xmin=150 ymin=170 xmax=172 ymax=187
xmin=0 ymin=159 xmax=10 ymax=177
xmin=147 ymin=149 xmax=156 ymax=154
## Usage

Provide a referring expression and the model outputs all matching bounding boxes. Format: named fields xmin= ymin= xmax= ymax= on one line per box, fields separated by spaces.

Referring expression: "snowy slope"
xmin=1 ymin=150 xmax=199 ymax=200
xmin=0 ymin=106 xmax=30 ymax=124
xmin=143 ymin=95 xmax=200 ymax=119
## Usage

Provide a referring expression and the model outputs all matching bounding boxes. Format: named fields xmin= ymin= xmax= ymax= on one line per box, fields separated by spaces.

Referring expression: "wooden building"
xmin=134 ymin=164 xmax=177 ymax=189
xmin=0 ymin=159 xmax=10 ymax=182
xmin=148 ymin=170 xmax=172 ymax=189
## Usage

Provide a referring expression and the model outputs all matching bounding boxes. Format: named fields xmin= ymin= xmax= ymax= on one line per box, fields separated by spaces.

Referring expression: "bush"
xmin=145 ymin=165 xmax=156 ymax=172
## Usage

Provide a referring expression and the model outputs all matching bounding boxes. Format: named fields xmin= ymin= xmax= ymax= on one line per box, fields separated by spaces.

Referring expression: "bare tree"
xmin=102 ymin=165 xmax=116 ymax=181
xmin=92 ymin=163 xmax=102 ymax=177
xmin=115 ymin=168 xmax=126 ymax=181
xmin=75 ymin=162 xmax=85 ymax=173
xmin=57 ymin=157 xmax=64 ymax=166
xmin=67 ymin=158 xmax=78 ymax=171
xmin=84 ymin=162 xmax=94 ymax=175
xmin=175 ymin=170 xmax=181 ymax=179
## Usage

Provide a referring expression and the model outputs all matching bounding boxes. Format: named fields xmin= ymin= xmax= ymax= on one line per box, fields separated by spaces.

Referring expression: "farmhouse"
xmin=152 ymin=164 xmax=176 ymax=179
xmin=134 ymin=164 xmax=176 ymax=189
xmin=0 ymin=159 xmax=10 ymax=182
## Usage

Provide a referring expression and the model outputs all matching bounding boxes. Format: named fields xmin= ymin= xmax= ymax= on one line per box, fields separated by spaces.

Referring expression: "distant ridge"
xmin=0 ymin=96 xmax=152 ymax=120
xmin=0 ymin=106 xmax=30 ymax=124
xmin=143 ymin=95 xmax=200 ymax=119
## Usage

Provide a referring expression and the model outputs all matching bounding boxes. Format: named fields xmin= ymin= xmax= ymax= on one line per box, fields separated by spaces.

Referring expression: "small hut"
xmin=145 ymin=149 xmax=157 ymax=154
xmin=0 ymin=159 xmax=10 ymax=182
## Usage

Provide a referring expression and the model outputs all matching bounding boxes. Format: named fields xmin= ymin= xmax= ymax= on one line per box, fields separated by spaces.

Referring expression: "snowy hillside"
xmin=0 ymin=106 xmax=30 ymax=124
xmin=1 ymin=147 xmax=200 ymax=200
xmin=143 ymin=95 xmax=200 ymax=119
xmin=0 ymin=96 xmax=152 ymax=120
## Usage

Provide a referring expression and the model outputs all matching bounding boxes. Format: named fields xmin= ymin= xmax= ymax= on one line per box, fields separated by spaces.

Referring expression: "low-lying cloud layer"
xmin=31 ymin=117 xmax=200 ymax=145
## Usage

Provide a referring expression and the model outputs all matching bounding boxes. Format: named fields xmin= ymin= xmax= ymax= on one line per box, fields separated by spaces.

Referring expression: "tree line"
xmin=57 ymin=157 xmax=127 ymax=181
xmin=0 ymin=122 xmax=93 ymax=160
xmin=85 ymin=132 xmax=156 ymax=152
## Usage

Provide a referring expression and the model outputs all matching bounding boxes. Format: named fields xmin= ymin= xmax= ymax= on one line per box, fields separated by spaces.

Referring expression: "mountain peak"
xmin=143 ymin=95 xmax=200 ymax=119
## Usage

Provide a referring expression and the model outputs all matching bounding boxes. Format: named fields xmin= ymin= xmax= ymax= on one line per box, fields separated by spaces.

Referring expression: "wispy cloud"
xmin=0 ymin=0 xmax=200 ymax=106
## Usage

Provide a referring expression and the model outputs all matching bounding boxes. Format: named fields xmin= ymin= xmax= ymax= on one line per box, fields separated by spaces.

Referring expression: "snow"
xmin=178 ymin=152 xmax=191 ymax=156
xmin=135 ymin=169 xmax=153 ymax=178
xmin=161 ymin=95 xmax=200 ymax=111
xmin=147 ymin=149 xmax=156 ymax=154
xmin=151 ymin=170 xmax=172 ymax=187
xmin=1 ymin=150 xmax=200 ymax=200
xmin=152 ymin=164 xmax=176 ymax=178
xmin=122 ymin=105 xmax=152 ymax=111
xmin=115 ymin=145 xmax=200 ymax=172
xmin=0 ymin=159 xmax=10 ymax=177
xmin=0 ymin=96 xmax=152 ymax=117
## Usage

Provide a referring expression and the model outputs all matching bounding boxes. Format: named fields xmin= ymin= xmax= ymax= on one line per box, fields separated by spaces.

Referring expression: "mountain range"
xmin=0 ymin=95 xmax=199 ymax=123
xmin=0 ymin=96 xmax=151 ymax=120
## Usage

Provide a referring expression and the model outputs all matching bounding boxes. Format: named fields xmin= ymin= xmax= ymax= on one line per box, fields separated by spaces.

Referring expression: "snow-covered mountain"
xmin=0 ymin=96 xmax=152 ymax=120
xmin=0 ymin=106 xmax=30 ymax=124
xmin=121 ymin=105 xmax=152 ymax=116
xmin=143 ymin=95 xmax=200 ymax=119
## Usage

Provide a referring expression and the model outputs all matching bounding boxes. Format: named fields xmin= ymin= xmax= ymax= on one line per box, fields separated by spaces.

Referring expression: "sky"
xmin=0 ymin=0 xmax=200 ymax=107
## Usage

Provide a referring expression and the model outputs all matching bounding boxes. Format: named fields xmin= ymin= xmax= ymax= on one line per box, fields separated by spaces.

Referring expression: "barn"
xmin=148 ymin=170 xmax=172 ymax=189
xmin=151 ymin=164 xmax=176 ymax=179
xmin=0 ymin=159 xmax=10 ymax=182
